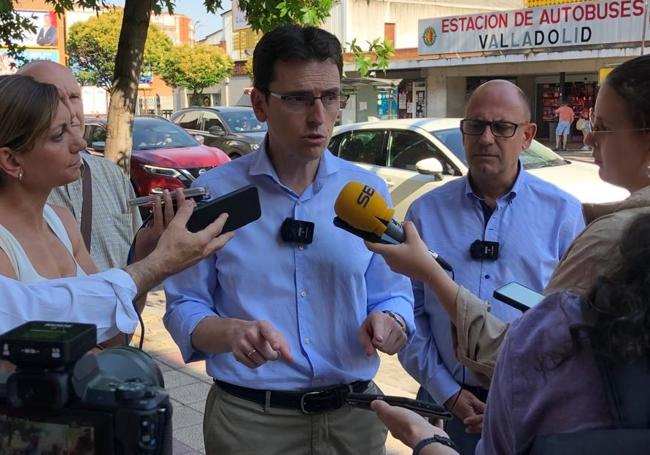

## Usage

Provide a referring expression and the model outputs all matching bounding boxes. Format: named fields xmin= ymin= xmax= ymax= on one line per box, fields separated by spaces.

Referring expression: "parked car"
xmin=170 ymin=106 xmax=266 ymax=158
xmin=330 ymin=118 xmax=629 ymax=220
xmin=84 ymin=116 xmax=230 ymax=196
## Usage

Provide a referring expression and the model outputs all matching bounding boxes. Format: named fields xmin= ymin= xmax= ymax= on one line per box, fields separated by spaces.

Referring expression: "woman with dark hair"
xmin=368 ymin=53 xmax=650 ymax=382
xmin=371 ymin=211 xmax=650 ymax=454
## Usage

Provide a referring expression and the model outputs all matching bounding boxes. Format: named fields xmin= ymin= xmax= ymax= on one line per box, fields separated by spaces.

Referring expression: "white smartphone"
xmin=127 ymin=186 xmax=209 ymax=207
xmin=493 ymin=281 xmax=545 ymax=313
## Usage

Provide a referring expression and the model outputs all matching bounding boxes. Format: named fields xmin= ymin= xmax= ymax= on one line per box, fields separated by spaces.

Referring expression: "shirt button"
xmin=300 ymin=290 xmax=307 ymax=298
xmin=485 ymin=274 xmax=490 ymax=279
xmin=304 ymin=338 xmax=311 ymax=344
xmin=298 ymin=245 xmax=304 ymax=251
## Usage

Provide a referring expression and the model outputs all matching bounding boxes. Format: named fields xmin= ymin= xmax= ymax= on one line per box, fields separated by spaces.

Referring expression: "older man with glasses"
xmin=163 ymin=25 xmax=414 ymax=455
xmin=397 ymin=80 xmax=585 ymax=454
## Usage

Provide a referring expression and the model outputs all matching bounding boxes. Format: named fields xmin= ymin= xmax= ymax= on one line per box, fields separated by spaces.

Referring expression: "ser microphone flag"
xmin=334 ymin=182 xmax=453 ymax=273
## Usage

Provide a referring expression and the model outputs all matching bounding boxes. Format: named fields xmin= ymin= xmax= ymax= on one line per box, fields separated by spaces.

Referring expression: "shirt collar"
xmin=248 ymin=134 xmax=341 ymax=190
xmin=464 ymin=161 xmax=525 ymax=203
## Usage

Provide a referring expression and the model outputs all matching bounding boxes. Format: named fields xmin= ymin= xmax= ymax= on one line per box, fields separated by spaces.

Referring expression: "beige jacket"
xmin=453 ymin=185 xmax=650 ymax=382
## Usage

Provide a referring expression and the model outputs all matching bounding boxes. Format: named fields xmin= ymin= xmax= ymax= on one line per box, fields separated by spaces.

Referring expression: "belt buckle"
xmin=300 ymin=389 xmax=335 ymax=414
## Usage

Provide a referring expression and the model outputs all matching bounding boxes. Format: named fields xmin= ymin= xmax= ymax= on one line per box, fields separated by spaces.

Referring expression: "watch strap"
xmin=413 ymin=434 xmax=458 ymax=455
xmin=382 ymin=310 xmax=407 ymax=334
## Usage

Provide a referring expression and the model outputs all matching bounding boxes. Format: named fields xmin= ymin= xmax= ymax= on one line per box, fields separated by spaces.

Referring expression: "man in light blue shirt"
xmin=398 ymin=80 xmax=585 ymax=454
xmin=163 ymin=25 xmax=414 ymax=455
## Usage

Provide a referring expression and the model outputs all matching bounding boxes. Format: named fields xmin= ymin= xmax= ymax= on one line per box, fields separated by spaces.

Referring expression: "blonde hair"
xmin=0 ymin=75 xmax=60 ymax=179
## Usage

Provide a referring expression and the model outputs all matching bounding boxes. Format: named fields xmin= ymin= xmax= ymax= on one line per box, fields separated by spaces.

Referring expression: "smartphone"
xmin=493 ymin=281 xmax=544 ymax=313
xmin=127 ymin=186 xmax=209 ymax=207
xmin=186 ymin=184 xmax=261 ymax=233
xmin=345 ymin=393 xmax=452 ymax=420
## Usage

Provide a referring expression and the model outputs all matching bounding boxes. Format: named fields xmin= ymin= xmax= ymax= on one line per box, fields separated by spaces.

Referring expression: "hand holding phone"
xmin=345 ymin=393 xmax=452 ymax=420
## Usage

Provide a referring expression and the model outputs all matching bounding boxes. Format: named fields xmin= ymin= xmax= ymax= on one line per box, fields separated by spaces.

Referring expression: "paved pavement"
xmin=133 ymin=291 xmax=419 ymax=455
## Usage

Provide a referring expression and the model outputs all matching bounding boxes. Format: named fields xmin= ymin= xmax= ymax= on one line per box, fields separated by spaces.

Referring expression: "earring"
xmin=17 ymin=169 xmax=23 ymax=182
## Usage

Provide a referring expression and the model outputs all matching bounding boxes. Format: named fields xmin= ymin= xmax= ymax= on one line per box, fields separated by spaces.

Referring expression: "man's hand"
xmin=227 ymin=320 xmax=293 ymax=368
xmin=371 ymin=400 xmax=456 ymax=453
xmin=444 ymin=389 xmax=485 ymax=433
xmin=125 ymin=189 xmax=234 ymax=294
xmin=358 ymin=311 xmax=407 ymax=356
xmin=365 ymin=222 xmax=437 ymax=283
xmin=148 ymin=189 xmax=234 ymax=276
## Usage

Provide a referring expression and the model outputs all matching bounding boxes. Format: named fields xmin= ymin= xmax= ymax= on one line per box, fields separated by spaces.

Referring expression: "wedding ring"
xmin=246 ymin=349 xmax=257 ymax=358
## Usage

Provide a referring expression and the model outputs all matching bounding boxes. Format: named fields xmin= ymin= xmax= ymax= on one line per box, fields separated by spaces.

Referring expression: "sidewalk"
xmin=133 ymin=291 xmax=419 ymax=455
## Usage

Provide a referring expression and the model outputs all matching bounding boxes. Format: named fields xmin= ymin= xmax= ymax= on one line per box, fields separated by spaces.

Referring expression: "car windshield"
xmin=220 ymin=111 xmax=267 ymax=133
xmin=430 ymin=127 xmax=566 ymax=170
xmin=133 ymin=119 xmax=198 ymax=150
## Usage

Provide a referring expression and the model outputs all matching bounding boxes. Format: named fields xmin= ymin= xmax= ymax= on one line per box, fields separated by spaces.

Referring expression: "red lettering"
xmin=584 ymin=3 xmax=596 ymax=21
xmin=610 ymin=1 xmax=620 ymax=19
xmin=620 ymin=0 xmax=631 ymax=17
xmin=524 ymin=10 xmax=533 ymax=26
xmin=466 ymin=16 xmax=475 ymax=31
xmin=514 ymin=11 xmax=525 ymax=27
xmin=459 ymin=16 xmax=467 ymax=31
xmin=632 ymin=0 xmax=645 ymax=16
xmin=540 ymin=9 xmax=550 ymax=25
xmin=441 ymin=18 xmax=449 ymax=33
xmin=573 ymin=5 xmax=585 ymax=21
xmin=560 ymin=6 xmax=572 ymax=22
xmin=475 ymin=15 xmax=484 ymax=30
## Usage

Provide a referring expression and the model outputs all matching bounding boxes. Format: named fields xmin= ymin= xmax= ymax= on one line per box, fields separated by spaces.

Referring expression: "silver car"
xmin=330 ymin=118 xmax=628 ymax=220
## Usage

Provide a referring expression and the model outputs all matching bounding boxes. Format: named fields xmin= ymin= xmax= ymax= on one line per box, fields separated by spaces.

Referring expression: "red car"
xmin=84 ymin=116 xmax=230 ymax=196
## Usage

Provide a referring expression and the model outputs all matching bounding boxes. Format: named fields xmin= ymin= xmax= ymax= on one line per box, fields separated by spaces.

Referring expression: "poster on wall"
xmin=0 ymin=49 xmax=60 ymax=75
xmin=18 ymin=11 xmax=59 ymax=47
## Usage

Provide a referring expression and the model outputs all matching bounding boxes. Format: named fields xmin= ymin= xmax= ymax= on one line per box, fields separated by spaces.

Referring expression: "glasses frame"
xmin=460 ymin=119 xmax=527 ymax=138
xmin=265 ymin=90 xmax=350 ymax=113
xmin=588 ymin=115 xmax=650 ymax=136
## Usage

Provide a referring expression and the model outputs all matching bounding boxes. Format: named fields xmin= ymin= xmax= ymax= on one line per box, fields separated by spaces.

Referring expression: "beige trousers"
xmin=203 ymin=381 xmax=387 ymax=455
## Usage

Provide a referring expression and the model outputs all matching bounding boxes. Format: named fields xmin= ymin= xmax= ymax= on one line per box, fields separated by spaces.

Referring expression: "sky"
xmin=109 ymin=0 xmax=232 ymax=40
xmin=171 ymin=0 xmax=232 ymax=40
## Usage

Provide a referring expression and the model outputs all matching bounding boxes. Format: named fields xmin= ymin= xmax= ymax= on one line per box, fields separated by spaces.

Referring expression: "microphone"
xmin=334 ymin=182 xmax=453 ymax=273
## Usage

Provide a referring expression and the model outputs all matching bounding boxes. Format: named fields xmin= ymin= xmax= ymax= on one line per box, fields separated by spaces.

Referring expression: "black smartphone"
xmin=493 ymin=281 xmax=544 ymax=313
xmin=186 ymin=185 xmax=261 ymax=233
xmin=345 ymin=393 xmax=453 ymax=420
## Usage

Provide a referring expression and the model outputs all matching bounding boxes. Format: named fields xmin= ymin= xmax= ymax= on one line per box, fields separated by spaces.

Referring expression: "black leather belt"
xmin=214 ymin=379 xmax=371 ymax=414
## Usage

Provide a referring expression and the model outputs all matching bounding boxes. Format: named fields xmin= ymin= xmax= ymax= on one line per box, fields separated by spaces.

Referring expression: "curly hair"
xmin=583 ymin=212 xmax=650 ymax=363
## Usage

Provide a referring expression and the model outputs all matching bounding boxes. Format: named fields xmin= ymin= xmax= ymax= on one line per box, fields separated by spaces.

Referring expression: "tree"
xmin=158 ymin=43 xmax=233 ymax=106
xmin=0 ymin=0 xmax=374 ymax=171
xmin=67 ymin=9 xmax=172 ymax=91
xmin=237 ymin=0 xmax=334 ymax=33
xmin=347 ymin=37 xmax=396 ymax=78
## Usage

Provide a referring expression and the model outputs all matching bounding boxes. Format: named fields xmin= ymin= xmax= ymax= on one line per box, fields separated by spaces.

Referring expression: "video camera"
xmin=0 ymin=321 xmax=172 ymax=454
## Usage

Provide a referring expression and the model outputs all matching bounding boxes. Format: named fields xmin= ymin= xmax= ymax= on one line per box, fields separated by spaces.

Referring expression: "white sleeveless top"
xmin=0 ymin=204 xmax=86 ymax=283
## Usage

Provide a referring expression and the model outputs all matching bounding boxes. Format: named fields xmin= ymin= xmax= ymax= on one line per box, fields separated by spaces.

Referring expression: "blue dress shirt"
xmin=163 ymin=142 xmax=414 ymax=391
xmin=398 ymin=168 xmax=585 ymax=404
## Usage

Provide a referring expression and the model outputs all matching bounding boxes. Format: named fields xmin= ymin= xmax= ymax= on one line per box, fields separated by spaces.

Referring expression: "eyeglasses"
xmin=266 ymin=90 xmax=350 ymax=113
xmin=460 ymin=119 xmax=526 ymax=138
xmin=588 ymin=114 xmax=650 ymax=136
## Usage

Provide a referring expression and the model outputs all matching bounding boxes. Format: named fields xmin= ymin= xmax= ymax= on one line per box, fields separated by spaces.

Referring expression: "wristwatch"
xmin=413 ymin=435 xmax=458 ymax=455
xmin=382 ymin=310 xmax=407 ymax=334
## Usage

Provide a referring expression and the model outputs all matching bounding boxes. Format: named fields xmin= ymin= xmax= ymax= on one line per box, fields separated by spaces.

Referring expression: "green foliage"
xmin=237 ymin=0 xmax=334 ymax=33
xmin=347 ymin=37 xmax=395 ymax=78
xmin=67 ymin=9 xmax=172 ymax=90
xmin=158 ymin=43 xmax=233 ymax=102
